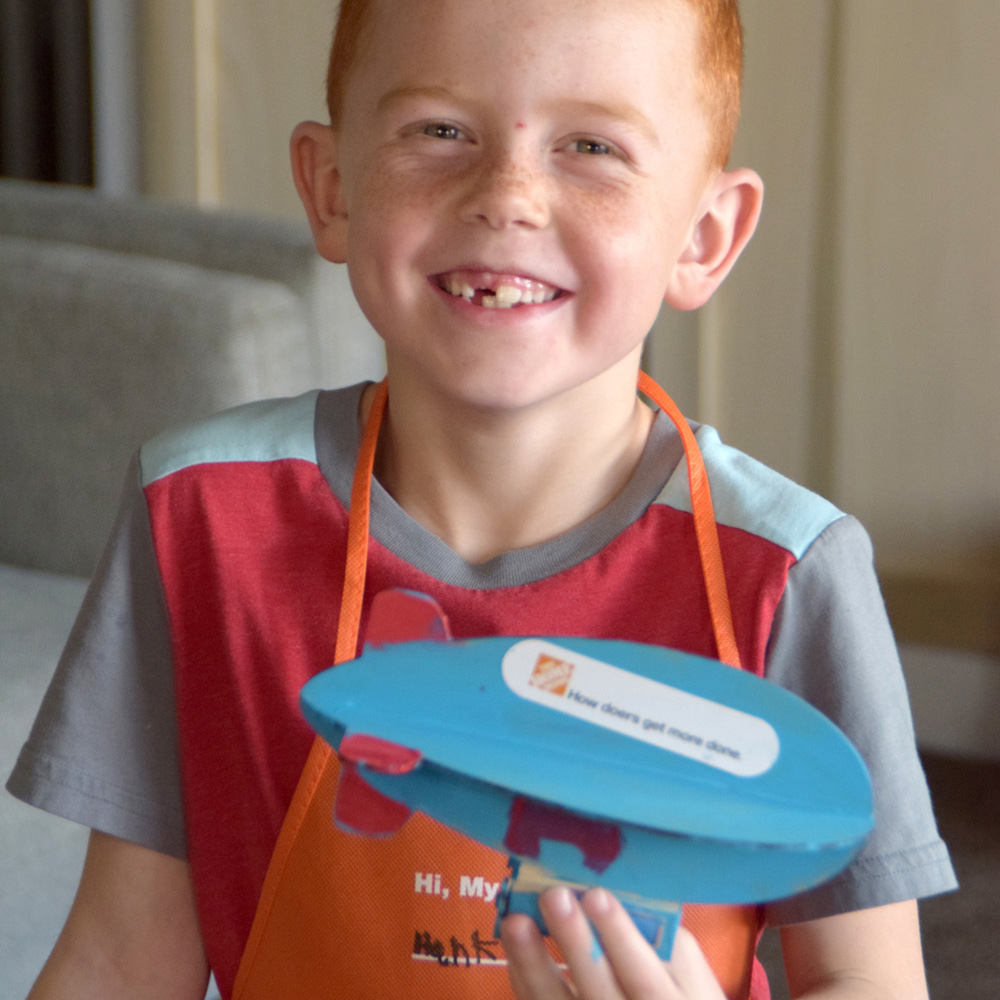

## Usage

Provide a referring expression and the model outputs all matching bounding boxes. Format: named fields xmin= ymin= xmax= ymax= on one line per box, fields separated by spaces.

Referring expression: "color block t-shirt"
xmin=8 ymin=383 xmax=957 ymax=997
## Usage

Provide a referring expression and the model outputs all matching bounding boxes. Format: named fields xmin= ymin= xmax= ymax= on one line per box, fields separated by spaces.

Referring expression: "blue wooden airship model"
xmin=300 ymin=589 xmax=873 ymax=957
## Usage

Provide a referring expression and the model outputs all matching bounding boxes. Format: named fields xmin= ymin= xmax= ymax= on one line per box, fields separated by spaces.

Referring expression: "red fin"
xmin=340 ymin=732 xmax=422 ymax=774
xmin=504 ymin=796 xmax=623 ymax=874
xmin=365 ymin=589 xmax=451 ymax=647
xmin=334 ymin=760 xmax=412 ymax=836
xmin=336 ymin=589 xmax=443 ymax=836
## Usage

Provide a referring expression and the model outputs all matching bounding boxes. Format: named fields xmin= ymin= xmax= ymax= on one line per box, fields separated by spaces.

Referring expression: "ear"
xmin=290 ymin=121 xmax=350 ymax=264
xmin=664 ymin=168 xmax=764 ymax=311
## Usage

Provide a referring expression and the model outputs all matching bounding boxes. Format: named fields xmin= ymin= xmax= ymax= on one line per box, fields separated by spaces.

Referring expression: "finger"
xmin=501 ymin=911 xmax=575 ymax=1000
xmin=536 ymin=886 xmax=624 ymax=999
xmin=583 ymin=893 xmax=728 ymax=1000
xmin=579 ymin=888 xmax=677 ymax=999
xmin=659 ymin=927 xmax=728 ymax=1000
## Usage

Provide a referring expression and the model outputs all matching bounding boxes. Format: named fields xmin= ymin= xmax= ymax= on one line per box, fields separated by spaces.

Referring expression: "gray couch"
xmin=0 ymin=179 xmax=384 ymax=997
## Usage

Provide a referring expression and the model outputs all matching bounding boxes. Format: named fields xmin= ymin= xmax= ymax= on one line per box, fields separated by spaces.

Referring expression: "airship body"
xmin=300 ymin=590 xmax=873 ymax=956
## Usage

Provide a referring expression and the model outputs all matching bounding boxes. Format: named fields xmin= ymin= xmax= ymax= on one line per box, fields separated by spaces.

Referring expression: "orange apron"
xmin=231 ymin=374 xmax=762 ymax=1000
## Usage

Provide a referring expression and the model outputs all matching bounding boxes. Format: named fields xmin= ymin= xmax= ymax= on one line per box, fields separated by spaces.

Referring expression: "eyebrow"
xmin=376 ymin=85 xmax=459 ymax=113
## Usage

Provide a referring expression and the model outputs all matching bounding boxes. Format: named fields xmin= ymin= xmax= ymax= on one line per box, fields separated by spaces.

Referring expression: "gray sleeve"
xmin=763 ymin=516 xmax=957 ymax=925
xmin=5 ymin=457 xmax=187 ymax=859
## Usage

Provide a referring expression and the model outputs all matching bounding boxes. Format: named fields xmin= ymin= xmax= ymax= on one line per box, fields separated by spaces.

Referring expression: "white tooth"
xmin=461 ymin=283 xmax=475 ymax=300
xmin=482 ymin=295 xmax=498 ymax=308
xmin=494 ymin=284 xmax=522 ymax=308
xmin=523 ymin=285 xmax=554 ymax=304
xmin=445 ymin=277 xmax=462 ymax=297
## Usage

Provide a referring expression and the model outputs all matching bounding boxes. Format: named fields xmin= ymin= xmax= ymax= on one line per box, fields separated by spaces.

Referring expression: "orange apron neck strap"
xmin=341 ymin=374 xmax=739 ymax=668
xmin=334 ymin=378 xmax=388 ymax=666
xmin=637 ymin=371 xmax=741 ymax=668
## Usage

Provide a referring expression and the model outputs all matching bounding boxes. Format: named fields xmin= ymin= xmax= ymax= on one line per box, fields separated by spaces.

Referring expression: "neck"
xmin=365 ymin=367 xmax=654 ymax=564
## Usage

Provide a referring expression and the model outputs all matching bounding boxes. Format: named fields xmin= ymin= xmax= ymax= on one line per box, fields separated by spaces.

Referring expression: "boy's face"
xmin=317 ymin=0 xmax=722 ymax=412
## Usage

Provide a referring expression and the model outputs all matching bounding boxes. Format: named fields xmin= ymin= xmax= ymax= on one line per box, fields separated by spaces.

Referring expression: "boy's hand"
xmin=501 ymin=886 xmax=727 ymax=1000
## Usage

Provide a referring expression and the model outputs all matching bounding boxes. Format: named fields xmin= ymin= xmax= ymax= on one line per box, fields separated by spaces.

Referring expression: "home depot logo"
xmin=527 ymin=653 xmax=575 ymax=697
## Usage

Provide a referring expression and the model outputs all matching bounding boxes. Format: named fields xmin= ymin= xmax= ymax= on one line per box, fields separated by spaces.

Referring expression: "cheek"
xmin=352 ymin=158 xmax=461 ymax=239
xmin=566 ymin=191 xmax=676 ymax=292
xmin=344 ymin=165 xmax=456 ymax=327
xmin=567 ymin=176 xmax=676 ymax=247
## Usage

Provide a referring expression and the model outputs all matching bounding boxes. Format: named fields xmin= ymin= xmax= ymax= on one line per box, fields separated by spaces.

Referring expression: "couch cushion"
xmin=1 ymin=564 xmax=90 ymax=999
xmin=0 ymin=234 xmax=315 ymax=576
xmin=0 ymin=179 xmax=384 ymax=389
xmin=1 ymin=563 xmax=222 ymax=997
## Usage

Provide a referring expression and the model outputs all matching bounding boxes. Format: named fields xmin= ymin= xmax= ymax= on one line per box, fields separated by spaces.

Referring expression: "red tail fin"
xmin=364 ymin=589 xmax=451 ymax=647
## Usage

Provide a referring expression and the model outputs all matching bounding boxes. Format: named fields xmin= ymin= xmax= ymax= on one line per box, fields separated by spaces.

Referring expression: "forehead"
xmin=360 ymin=0 xmax=688 ymax=49
xmin=345 ymin=0 xmax=702 ymax=117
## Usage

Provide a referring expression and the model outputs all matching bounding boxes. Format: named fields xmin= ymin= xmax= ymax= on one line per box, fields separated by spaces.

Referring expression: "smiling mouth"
xmin=435 ymin=270 xmax=563 ymax=310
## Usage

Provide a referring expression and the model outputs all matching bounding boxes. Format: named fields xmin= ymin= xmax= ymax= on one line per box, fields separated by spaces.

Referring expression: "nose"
xmin=457 ymin=147 xmax=551 ymax=230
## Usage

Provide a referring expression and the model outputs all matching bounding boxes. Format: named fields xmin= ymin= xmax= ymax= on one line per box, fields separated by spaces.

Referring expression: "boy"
xmin=9 ymin=0 xmax=956 ymax=998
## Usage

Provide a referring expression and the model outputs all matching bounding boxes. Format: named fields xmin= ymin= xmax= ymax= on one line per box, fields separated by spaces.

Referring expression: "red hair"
xmin=326 ymin=0 xmax=743 ymax=169
xmin=684 ymin=0 xmax=744 ymax=168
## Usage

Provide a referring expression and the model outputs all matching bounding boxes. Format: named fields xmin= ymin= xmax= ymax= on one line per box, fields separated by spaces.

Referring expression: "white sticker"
xmin=502 ymin=640 xmax=778 ymax=778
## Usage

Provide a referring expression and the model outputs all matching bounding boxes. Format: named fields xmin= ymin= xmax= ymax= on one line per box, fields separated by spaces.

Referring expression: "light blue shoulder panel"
xmin=654 ymin=426 xmax=844 ymax=561
xmin=140 ymin=391 xmax=321 ymax=488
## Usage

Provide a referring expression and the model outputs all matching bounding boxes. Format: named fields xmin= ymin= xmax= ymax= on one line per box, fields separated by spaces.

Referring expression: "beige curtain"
xmin=141 ymin=0 xmax=333 ymax=213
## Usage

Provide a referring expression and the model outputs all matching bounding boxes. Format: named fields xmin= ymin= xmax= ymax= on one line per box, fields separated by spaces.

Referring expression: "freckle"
xmin=515 ymin=122 xmax=526 ymax=130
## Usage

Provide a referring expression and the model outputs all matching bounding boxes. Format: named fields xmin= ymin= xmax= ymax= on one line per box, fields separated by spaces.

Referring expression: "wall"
xmin=836 ymin=3 xmax=1000 ymax=569
xmin=653 ymin=2 xmax=1000 ymax=573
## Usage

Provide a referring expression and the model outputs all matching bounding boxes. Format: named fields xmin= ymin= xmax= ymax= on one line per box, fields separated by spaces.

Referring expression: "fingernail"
xmin=547 ymin=886 xmax=574 ymax=917
xmin=587 ymin=887 xmax=612 ymax=915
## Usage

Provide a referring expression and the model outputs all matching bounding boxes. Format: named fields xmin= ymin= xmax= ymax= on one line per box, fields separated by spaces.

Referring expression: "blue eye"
xmin=423 ymin=123 xmax=462 ymax=140
xmin=573 ymin=139 xmax=612 ymax=155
